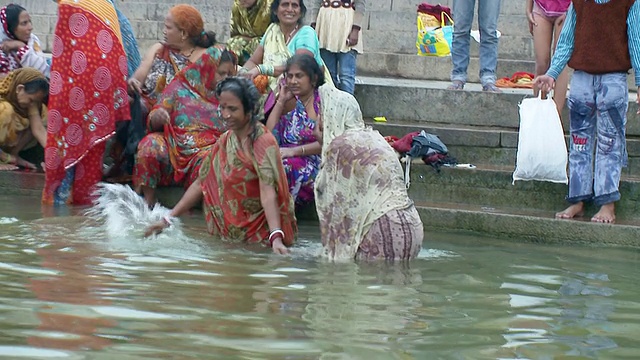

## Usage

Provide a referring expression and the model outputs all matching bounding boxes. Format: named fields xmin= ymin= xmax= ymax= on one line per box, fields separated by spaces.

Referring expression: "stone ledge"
xmin=416 ymin=202 xmax=640 ymax=248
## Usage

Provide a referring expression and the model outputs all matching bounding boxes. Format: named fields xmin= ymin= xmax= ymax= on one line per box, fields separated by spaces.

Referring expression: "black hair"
xmin=191 ymin=30 xmax=217 ymax=49
xmin=285 ymin=54 xmax=325 ymax=88
xmin=215 ymin=76 xmax=261 ymax=125
xmin=270 ymin=0 xmax=306 ymax=25
xmin=22 ymin=78 xmax=49 ymax=105
xmin=5 ymin=4 xmax=27 ymax=39
xmin=220 ymin=49 xmax=238 ymax=67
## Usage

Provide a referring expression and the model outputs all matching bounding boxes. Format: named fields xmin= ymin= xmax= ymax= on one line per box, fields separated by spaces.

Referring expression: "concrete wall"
xmin=3 ymin=0 xmax=534 ymax=60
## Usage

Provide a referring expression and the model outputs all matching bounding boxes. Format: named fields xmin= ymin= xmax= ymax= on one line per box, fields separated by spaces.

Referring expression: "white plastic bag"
xmin=512 ymin=94 xmax=568 ymax=184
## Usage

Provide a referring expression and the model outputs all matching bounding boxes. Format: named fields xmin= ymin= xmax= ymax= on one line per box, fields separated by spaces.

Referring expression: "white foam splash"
xmin=85 ymin=183 xmax=181 ymax=241
xmin=0 ymin=217 xmax=19 ymax=225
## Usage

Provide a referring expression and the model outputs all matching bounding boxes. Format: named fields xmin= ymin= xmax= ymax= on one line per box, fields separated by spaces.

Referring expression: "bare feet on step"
xmin=555 ymin=202 xmax=584 ymax=219
xmin=591 ymin=203 xmax=615 ymax=224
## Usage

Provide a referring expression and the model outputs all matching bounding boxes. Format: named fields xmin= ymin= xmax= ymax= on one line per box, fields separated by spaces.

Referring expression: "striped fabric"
xmin=547 ymin=0 xmax=640 ymax=87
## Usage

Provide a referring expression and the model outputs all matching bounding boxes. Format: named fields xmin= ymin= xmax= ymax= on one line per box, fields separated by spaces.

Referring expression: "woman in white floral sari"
xmin=314 ymin=85 xmax=424 ymax=261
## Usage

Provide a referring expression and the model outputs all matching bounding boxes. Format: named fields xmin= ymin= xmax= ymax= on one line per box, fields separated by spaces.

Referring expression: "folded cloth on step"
xmin=496 ymin=71 xmax=535 ymax=88
xmin=470 ymin=30 xmax=502 ymax=43
xmin=417 ymin=3 xmax=452 ymax=23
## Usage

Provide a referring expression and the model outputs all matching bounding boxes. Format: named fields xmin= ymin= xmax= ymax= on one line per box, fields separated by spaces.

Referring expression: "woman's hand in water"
xmin=272 ymin=237 xmax=288 ymax=255
xmin=144 ymin=221 xmax=169 ymax=237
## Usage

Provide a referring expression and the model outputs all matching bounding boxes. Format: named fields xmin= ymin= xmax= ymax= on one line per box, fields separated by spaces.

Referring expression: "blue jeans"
xmin=566 ymin=71 xmax=629 ymax=206
xmin=450 ymin=0 xmax=501 ymax=86
xmin=320 ymin=49 xmax=357 ymax=94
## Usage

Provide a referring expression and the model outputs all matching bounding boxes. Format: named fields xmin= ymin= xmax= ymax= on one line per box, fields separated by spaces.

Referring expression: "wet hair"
xmin=22 ymin=77 xmax=49 ymax=105
xmin=215 ymin=76 xmax=261 ymax=125
xmin=270 ymin=0 xmax=306 ymax=25
xmin=220 ymin=49 xmax=238 ymax=67
xmin=4 ymin=4 xmax=27 ymax=39
xmin=191 ymin=30 xmax=217 ymax=49
xmin=285 ymin=54 xmax=325 ymax=88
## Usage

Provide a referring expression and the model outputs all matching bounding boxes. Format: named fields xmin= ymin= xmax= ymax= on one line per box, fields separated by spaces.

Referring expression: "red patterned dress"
xmin=43 ymin=0 xmax=130 ymax=205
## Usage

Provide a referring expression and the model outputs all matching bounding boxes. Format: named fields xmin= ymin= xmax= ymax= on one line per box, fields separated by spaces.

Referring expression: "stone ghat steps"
xmin=356 ymin=53 xmax=638 ymax=91
xmin=366 ymin=120 xmax=640 ymax=176
xmin=353 ymin=76 xmax=640 ymax=135
xmin=405 ymin=163 xmax=640 ymax=221
xmin=415 ymin=201 xmax=640 ymax=248
xmin=2 ymin=169 xmax=640 ymax=247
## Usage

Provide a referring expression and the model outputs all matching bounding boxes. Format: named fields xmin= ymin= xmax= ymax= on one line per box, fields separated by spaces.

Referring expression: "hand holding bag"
xmin=512 ymin=93 xmax=568 ymax=184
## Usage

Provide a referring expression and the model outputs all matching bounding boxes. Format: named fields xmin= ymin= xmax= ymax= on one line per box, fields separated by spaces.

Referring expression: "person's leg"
xmin=320 ymin=49 xmax=339 ymax=89
xmin=477 ymin=0 xmax=502 ymax=90
xmin=449 ymin=0 xmax=476 ymax=88
xmin=133 ymin=133 xmax=174 ymax=207
xmin=591 ymin=72 xmax=629 ymax=223
xmin=551 ymin=16 xmax=570 ymax=115
xmin=531 ymin=8 xmax=555 ymax=98
xmin=336 ymin=50 xmax=358 ymax=94
xmin=556 ymin=71 xmax=597 ymax=219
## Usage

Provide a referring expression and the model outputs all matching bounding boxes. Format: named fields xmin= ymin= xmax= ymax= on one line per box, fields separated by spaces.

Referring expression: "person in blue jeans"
xmin=313 ymin=0 xmax=365 ymax=95
xmin=535 ymin=0 xmax=640 ymax=224
xmin=448 ymin=0 xmax=502 ymax=93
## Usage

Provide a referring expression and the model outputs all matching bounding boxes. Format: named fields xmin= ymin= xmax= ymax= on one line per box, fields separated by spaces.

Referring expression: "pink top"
xmin=534 ymin=0 xmax=571 ymax=17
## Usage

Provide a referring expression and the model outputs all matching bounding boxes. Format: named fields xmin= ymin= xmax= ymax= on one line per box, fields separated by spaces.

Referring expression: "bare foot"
xmin=591 ymin=203 xmax=615 ymax=224
xmin=555 ymin=202 xmax=584 ymax=219
xmin=0 ymin=163 xmax=18 ymax=171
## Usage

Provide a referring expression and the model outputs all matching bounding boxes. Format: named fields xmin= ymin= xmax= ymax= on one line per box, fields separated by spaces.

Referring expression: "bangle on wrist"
xmin=301 ymin=145 xmax=306 ymax=156
xmin=269 ymin=228 xmax=285 ymax=246
xmin=162 ymin=215 xmax=174 ymax=227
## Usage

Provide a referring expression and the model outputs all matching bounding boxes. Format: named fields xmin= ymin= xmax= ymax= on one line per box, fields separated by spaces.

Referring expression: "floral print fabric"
xmin=272 ymin=89 xmax=321 ymax=206
xmin=200 ymin=123 xmax=297 ymax=245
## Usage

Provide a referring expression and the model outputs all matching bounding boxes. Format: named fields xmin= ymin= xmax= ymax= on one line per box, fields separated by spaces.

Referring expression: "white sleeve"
xmin=18 ymin=35 xmax=51 ymax=77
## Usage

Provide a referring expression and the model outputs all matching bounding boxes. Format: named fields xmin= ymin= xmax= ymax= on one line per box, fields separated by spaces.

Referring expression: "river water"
xmin=0 ymin=193 xmax=638 ymax=359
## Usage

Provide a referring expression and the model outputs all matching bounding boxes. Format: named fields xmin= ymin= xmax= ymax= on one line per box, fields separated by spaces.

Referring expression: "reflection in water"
xmin=0 ymin=207 xmax=639 ymax=358
xmin=25 ymin=221 xmax=117 ymax=350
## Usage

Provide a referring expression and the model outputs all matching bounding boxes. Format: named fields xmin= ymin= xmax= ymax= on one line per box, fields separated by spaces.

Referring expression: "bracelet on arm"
xmin=257 ymin=64 xmax=275 ymax=76
xmin=301 ymin=145 xmax=306 ymax=156
xmin=268 ymin=228 xmax=285 ymax=247
xmin=162 ymin=215 xmax=174 ymax=228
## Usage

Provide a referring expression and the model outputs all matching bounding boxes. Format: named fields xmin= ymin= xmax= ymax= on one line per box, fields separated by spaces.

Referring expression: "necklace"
xmin=181 ymin=47 xmax=196 ymax=58
xmin=285 ymin=24 xmax=299 ymax=45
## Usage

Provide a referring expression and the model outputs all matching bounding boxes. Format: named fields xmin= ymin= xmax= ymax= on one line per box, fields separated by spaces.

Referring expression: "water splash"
xmin=86 ymin=183 xmax=178 ymax=240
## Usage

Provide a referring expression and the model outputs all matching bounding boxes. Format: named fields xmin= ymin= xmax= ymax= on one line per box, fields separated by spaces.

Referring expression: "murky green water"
xmin=0 ymin=194 xmax=639 ymax=359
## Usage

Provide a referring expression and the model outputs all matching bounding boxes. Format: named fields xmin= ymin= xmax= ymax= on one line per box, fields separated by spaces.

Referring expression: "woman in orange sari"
xmin=134 ymin=46 xmax=237 ymax=207
xmin=43 ymin=0 xmax=130 ymax=205
xmin=146 ymin=77 xmax=296 ymax=254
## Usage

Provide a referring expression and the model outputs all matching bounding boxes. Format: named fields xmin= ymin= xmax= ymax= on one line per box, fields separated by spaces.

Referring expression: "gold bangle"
xmin=301 ymin=146 xmax=306 ymax=156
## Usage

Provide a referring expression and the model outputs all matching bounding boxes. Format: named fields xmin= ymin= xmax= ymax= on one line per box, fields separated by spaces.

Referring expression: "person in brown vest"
xmin=534 ymin=0 xmax=640 ymax=224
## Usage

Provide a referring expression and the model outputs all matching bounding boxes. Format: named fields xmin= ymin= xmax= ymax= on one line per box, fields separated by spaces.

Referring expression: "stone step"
xmin=415 ymin=201 xmax=640 ymax=248
xmin=354 ymin=76 xmax=640 ymax=134
xmin=366 ymin=121 xmax=640 ymax=175
xmin=406 ymin=163 xmax=640 ymax=221
xmin=3 ymin=169 xmax=639 ymax=247
xmin=356 ymin=53 xmax=638 ymax=90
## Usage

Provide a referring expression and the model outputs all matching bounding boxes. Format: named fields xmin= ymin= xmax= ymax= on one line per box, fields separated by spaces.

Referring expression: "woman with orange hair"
xmin=126 ymin=5 xmax=217 ymax=113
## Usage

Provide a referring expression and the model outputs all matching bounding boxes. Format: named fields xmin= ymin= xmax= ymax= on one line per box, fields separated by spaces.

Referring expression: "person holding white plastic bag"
xmin=534 ymin=0 xmax=640 ymax=224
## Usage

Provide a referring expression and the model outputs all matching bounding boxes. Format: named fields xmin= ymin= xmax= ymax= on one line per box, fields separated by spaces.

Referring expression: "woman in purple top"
xmin=527 ymin=0 xmax=572 ymax=114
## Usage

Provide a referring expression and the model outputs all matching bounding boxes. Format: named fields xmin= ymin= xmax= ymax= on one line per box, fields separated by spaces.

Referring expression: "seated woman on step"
xmin=314 ymin=85 xmax=424 ymax=261
xmin=133 ymin=46 xmax=237 ymax=207
xmin=239 ymin=0 xmax=331 ymax=116
xmin=228 ymin=0 xmax=273 ymax=66
xmin=0 ymin=4 xmax=50 ymax=78
xmin=266 ymin=54 xmax=323 ymax=207
xmin=145 ymin=77 xmax=296 ymax=255
xmin=0 ymin=68 xmax=48 ymax=170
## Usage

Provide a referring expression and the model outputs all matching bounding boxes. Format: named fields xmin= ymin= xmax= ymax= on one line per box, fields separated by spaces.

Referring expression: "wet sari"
xmin=200 ymin=123 xmax=297 ymax=245
xmin=43 ymin=0 xmax=130 ymax=205
xmin=272 ymin=89 xmax=321 ymax=206
xmin=315 ymin=85 xmax=423 ymax=261
xmin=228 ymin=0 xmax=272 ymax=65
xmin=133 ymin=46 xmax=227 ymax=191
